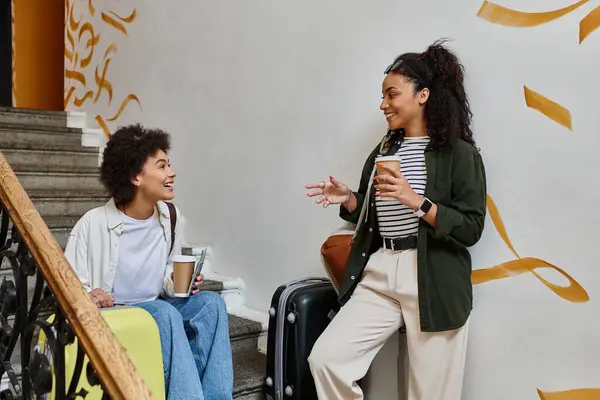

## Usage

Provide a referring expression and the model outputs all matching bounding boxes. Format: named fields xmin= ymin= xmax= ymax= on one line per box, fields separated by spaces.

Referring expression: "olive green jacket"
xmin=339 ymin=138 xmax=487 ymax=332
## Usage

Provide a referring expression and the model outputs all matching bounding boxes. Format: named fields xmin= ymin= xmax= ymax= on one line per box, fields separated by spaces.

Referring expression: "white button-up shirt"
xmin=64 ymin=199 xmax=181 ymax=297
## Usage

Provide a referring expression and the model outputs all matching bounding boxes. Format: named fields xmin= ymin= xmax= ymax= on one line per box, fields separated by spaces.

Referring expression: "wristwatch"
xmin=414 ymin=197 xmax=433 ymax=218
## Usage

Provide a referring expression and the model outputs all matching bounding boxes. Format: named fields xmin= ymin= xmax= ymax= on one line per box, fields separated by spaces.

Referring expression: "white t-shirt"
xmin=112 ymin=209 xmax=167 ymax=304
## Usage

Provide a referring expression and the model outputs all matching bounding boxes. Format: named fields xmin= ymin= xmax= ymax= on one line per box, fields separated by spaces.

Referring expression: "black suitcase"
xmin=265 ymin=278 xmax=339 ymax=400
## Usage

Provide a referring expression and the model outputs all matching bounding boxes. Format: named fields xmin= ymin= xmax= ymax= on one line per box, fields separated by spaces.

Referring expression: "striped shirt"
xmin=375 ymin=136 xmax=429 ymax=238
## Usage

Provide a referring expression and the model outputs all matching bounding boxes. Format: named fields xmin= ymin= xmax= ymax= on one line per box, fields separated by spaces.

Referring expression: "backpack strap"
xmin=165 ymin=202 xmax=177 ymax=255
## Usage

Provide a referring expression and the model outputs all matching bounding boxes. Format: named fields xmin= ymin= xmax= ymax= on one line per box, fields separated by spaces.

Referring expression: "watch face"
xmin=421 ymin=198 xmax=433 ymax=213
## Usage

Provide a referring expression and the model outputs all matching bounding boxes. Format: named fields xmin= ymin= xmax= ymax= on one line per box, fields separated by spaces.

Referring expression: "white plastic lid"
xmin=172 ymin=255 xmax=196 ymax=263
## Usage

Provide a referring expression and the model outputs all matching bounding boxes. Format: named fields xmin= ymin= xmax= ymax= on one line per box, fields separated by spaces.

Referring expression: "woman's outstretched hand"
xmin=305 ymin=176 xmax=351 ymax=208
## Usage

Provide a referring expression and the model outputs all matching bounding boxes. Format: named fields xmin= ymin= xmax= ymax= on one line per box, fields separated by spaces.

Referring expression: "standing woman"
xmin=305 ymin=40 xmax=486 ymax=400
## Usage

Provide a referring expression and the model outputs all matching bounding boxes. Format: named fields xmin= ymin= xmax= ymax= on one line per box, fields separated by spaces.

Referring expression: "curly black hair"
xmin=100 ymin=124 xmax=171 ymax=205
xmin=384 ymin=39 xmax=475 ymax=150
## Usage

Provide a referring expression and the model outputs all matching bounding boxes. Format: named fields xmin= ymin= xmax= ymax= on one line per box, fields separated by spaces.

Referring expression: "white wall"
xmin=66 ymin=0 xmax=600 ymax=397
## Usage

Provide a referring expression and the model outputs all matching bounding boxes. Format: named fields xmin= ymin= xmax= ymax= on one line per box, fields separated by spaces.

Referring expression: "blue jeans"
xmin=136 ymin=291 xmax=233 ymax=400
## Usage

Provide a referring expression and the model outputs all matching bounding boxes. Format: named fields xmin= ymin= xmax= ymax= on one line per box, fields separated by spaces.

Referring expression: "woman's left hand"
xmin=375 ymin=163 xmax=423 ymax=210
xmin=191 ymin=274 xmax=205 ymax=295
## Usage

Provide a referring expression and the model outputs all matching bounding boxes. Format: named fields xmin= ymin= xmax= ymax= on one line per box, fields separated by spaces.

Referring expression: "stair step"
xmin=0 ymin=125 xmax=94 ymax=153
xmin=0 ymin=107 xmax=68 ymax=129
xmin=16 ymin=171 xmax=103 ymax=192
xmin=43 ymin=215 xmax=81 ymax=229
xmin=28 ymin=189 xmax=107 ymax=199
xmin=199 ymin=279 xmax=224 ymax=292
xmin=233 ymin=347 xmax=266 ymax=399
xmin=30 ymin=192 xmax=108 ymax=218
xmin=2 ymin=148 xmax=100 ymax=174
xmin=229 ymin=314 xmax=263 ymax=355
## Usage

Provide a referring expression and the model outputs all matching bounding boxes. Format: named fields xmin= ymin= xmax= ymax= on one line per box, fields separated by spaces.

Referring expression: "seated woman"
xmin=64 ymin=124 xmax=233 ymax=400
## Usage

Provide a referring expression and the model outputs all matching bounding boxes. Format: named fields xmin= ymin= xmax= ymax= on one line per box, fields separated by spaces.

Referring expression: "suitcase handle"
xmin=284 ymin=277 xmax=330 ymax=288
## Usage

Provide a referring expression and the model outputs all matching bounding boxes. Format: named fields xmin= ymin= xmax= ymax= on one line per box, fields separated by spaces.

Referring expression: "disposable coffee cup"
xmin=172 ymin=255 xmax=196 ymax=297
xmin=375 ymin=156 xmax=401 ymax=200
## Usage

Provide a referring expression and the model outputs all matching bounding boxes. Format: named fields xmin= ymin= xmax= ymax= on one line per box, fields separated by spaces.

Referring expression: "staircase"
xmin=0 ymin=107 xmax=266 ymax=399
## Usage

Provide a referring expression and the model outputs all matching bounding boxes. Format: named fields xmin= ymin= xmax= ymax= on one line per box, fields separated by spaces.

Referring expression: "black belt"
xmin=383 ymin=235 xmax=418 ymax=251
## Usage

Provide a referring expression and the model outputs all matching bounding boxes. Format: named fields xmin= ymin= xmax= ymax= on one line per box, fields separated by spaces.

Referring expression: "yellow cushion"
xmin=39 ymin=307 xmax=165 ymax=400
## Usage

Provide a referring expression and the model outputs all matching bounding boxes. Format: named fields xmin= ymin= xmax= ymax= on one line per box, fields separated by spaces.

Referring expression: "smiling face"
xmin=131 ymin=149 xmax=176 ymax=203
xmin=380 ymin=72 xmax=429 ymax=130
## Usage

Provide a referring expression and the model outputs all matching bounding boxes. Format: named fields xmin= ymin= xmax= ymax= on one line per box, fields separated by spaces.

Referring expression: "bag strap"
xmin=165 ymin=202 xmax=177 ymax=255
xmin=352 ymin=165 xmax=377 ymax=239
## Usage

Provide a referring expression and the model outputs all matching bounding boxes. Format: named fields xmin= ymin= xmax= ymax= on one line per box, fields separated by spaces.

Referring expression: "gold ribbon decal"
xmin=68 ymin=0 xmax=80 ymax=32
xmin=538 ymin=388 xmax=600 ymax=399
xmin=64 ymin=4 xmax=140 ymax=136
xmin=64 ymin=87 xmax=76 ymax=109
xmin=524 ymin=86 xmax=572 ymax=131
xmin=65 ymin=47 xmax=74 ymax=63
xmin=472 ymin=195 xmax=589 ymax=303
xmin=106 ymin=94 xmax=141 ymax=122
xmin=93 ymin=59 xmax=113 ymax=104
xmin=103 ymin=44 xmax=118 ymax=60
xmin=73 ymin=91 xmax=94 ymax=108
xmin=477 ymin=0 xmax=590 ymax=27
xmin=110 ymin=9 xmax=137 ymax=24
xmin=78 ymin=22 xmax=98 ymax=69
xmin=67 ymin=28 xmax=75 ymax=49
xmin=101 ymin=12 xmax=129 ymax=36
xmin=95 ymin=115 xmax=111 ymax=140
xmin=580 ymin=5 xmax=600 ymax=43
xmin=65 ymin=69 xmax=86 ymax=86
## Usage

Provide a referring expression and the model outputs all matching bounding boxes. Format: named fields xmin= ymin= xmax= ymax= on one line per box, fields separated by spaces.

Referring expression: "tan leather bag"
xmin=320 ymin=228 xmax=354 ymax=291
xmin=320 ymin=167 xmax=376 ymax=293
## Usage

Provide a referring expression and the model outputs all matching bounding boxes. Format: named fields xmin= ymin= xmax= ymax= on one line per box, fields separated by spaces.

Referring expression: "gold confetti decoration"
xmin=93 ymin=59 xmax=113 ymax=104
xmin=64 ymin=87 xmax=76 ymax=109
xmin=477 ymin=0 xmax=590 ymax=27
xmin=103 ymin=44 xmax=118 ymax=60
xmin=538 ymin=388 xmax=600 ymax=399
xmin=473 ymin=258 xmax=589 ymax=302
xmin=73 ymin=90 xmax=94 ymax=107
xmin=524 ymin=86 xmax=572 ymax=131
xmin=95 ymin=115 xmax=111 ymax=140
xmin=78 ymin=23 xmax=97 ymax=68
xmin=68 ymin=1 xmax=80 ymax=32
xmin=64 ymin=4 xmax=140 ymax=136
xmin=110 ymin=9 xmax=136 ymax=24
xmin=67 ymin=28 xmax=75 ymax=49
xmin=65 ymin=69 xmax=86 ymax=86
xmin=472 ymin=194 xmax=589 ymax=303
xmin=485 ymin=193 xmax=518 ymax=256
xmin=579 ymin=5 xmax=600 ymax=43
xmin=106 ymin=94 xmax=141 ymax=122
xmin=65 ymin=47 xmax=73 ymax=63
xmin=101 ymin=12 xmax=129 ymax=36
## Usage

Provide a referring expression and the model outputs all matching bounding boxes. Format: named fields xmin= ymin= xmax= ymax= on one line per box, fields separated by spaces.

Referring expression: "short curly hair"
xmin=100 ymin=124 xmax=171 ymax=205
